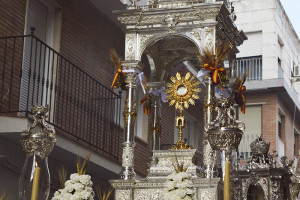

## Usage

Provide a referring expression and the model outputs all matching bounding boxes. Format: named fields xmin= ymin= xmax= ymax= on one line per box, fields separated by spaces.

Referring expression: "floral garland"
xmin=52 ymin=173 xmax=94 ymax=200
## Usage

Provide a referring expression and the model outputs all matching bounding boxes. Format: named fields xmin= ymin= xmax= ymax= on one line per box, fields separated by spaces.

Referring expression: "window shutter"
xmin=237 ymin=32 xmax=262 ymax=58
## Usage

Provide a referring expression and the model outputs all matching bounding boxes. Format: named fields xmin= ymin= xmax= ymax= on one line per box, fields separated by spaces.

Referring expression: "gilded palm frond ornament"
xmin=164 ymin=72 xmax=201 ymax=150
xmin=198 ymin=40 xmax=232 ymax=89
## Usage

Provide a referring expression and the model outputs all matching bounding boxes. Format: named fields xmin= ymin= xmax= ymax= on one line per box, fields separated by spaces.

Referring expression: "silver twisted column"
xmin=120 ymin=61 xmax=142 ymax=180
xmin=203 ymin=76 xmax=217 ymax=178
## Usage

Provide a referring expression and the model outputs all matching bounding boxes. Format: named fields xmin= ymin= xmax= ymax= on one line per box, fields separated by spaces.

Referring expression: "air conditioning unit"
xmin=293 ymin=64 xmax=300 ymax=77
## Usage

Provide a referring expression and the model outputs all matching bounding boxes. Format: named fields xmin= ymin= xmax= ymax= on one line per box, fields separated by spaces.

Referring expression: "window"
xmin=278 ymin=57 xmax=283 ymax=78
xmin=277 ymin=112 xmax=285 ymax=159
xmin=294 ymin=63 xmax=299 ymax=76
xmin=20 ymin=0 xmax=62 ymax=118
xmin=278 ymin=114 xmax=284 ymax=139
xmin=238 ymin=105 xmax=262 ymax=159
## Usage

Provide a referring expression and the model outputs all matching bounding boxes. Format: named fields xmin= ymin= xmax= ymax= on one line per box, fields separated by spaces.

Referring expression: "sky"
xmin=280 ymin=0 xmax=300 ymax=38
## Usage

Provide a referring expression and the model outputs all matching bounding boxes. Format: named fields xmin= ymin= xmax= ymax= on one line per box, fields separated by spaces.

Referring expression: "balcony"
xmin=236 ymin=56 xmax=262 ymax=81
xmin=0 ymin=34 xmax=122 ymax=159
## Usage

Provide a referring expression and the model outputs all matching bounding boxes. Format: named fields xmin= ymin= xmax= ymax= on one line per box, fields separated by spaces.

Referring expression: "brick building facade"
xmin=0 ymin=0 xmax=204 ymax=199
xmin=0 ymin=0 xmax=299 ymax=199
xmin=233 ymin=0 xmax=300 ymax=163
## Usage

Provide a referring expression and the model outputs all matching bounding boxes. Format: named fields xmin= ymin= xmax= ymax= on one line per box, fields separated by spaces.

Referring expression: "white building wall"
xmin=274 ymin=0 xmax=300 ymax=93
xmin=234 ymin=0 xmax=300 ymax=93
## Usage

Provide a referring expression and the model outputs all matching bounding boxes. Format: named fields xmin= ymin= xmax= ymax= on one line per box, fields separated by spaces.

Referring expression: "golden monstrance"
xmin=164 ymin=72 xmax=201 ymax=150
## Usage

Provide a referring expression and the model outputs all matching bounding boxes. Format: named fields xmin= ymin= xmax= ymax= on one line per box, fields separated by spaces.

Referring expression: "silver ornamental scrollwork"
xmin=206 ymin=96 xmax=245 ymax=153
xmin=116 ymin=189 xmax=131 ymax=200
xmin=202 ymin=140 xmax=216 ymax=178
xmin=205 ymin=27 xmax=214 ymax=51
xmin=134 ymin=189 xmax=163 ymax=200
xmin=20 ymin=104 xmax=56 ymax=159
xmin=241 ymin=136 xmax=278 ymax=170
xmin=139 ymin=34 xmax=153 ymax=51
xmin=198 ymin=188 xmax=216 ymax=200
xmin=162 ymin=14 xmax=179 ymax=27
xmin=122 ymin=144 xmax=135 ymax=168
xmin=126 ymin=34 xmax=135 ymax=60
xmin=231 ymin=178 xmax=241 ymax=200
xmin=125 ymin=73 xmax=138 ymax=86
xmin=190 ymin=31 xmax=202 ymax=45
xmin=117 ymin=7 xmax=221 ymax=26
xmin=271 ymin=175 xmax=283 ymax=200
xmin=242 ymin=172 xmax=268 ymax=200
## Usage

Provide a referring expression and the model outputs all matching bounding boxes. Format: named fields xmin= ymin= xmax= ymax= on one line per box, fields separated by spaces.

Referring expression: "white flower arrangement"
xmin=52 ymin=155 xmax=95 ymax=200
xmin=163 ymin=172 xmax=195 ymax=200
xmin=51 ymin=173 xmax=95 ymax=200
xmin=163 ymin=160 xmax=195 ymax=200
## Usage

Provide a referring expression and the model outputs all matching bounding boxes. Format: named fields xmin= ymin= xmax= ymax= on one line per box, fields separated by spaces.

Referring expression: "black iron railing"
xmin=236 ymin=56 xmax=262 ymax=81
xmin=0 ymin=34 xmax=121 ymax=159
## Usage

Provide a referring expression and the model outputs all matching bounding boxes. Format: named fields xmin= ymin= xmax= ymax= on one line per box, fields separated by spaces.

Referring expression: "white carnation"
xmin=70 ymin=173 xmax=80 ymax=181
xmin=79 ymin=175 xmax=92 ymax=185
xmin=73 ymin=182 xmax=84 ymax=191
xmin=81 ymin=190 xmax=91 ymax=199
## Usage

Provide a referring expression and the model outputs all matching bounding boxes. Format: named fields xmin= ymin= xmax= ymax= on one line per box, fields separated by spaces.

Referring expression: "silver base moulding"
xmin=207 ymin=127 xmax=243 ymax=152
xmin=110 ymin=178 xmax=222 ymax=200
xmin=110 ymin=149 xmax=222 ymax=200
xmin=120 ymin=142 xmax=136 ymax=180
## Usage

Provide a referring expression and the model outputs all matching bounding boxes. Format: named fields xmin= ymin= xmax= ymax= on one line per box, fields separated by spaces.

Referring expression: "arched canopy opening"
xmin=140 ymin=34 xmax=201 ymax=82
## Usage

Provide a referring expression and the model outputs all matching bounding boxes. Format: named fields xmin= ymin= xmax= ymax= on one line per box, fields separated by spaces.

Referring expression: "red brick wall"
xmin=245 ymin=91 xmax=300 ymax=160
xmin=0 ymin=0 xmax=26 ymax=114
xmin=49 ymin=0 xmax=127 ymax=164
xmin=246 ymin=92 xmax=277 ymax=152
xmin=0 ymin=0 xmax=26 ymax=37
xmin=56 ymin=0 xmax=125 ymax=89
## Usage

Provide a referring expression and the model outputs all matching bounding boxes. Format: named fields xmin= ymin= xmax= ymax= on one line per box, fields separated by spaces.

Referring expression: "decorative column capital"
xmin=121 ymin=60 xmax=144 ymax=72
xmin=146 ymin=81 xmax=164 ymax=90
xmin=125 ymin=73 xmax=139 ymax=88
xmin=147 ymin=81 xmax=165 ymax=102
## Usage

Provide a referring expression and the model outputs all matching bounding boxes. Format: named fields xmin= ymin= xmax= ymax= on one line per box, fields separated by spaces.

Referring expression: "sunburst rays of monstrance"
xmin=164 ymin=72 xmax=201 ymax=150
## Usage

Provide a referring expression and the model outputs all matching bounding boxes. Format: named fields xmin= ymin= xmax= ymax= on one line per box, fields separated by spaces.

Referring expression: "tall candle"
xmin=224 ymin=158 xmax=230 ymax=200
xmin=31 ymin=162 xmax=41 ymax=200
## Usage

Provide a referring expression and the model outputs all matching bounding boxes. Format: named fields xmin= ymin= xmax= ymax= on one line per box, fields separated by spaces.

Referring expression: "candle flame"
xmin=35 ymin=162 xmax=38 ymax=168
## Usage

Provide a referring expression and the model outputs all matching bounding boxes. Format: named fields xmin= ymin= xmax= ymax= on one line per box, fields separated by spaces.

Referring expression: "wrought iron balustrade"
xmin=236 ymin=56 xmax=262 ymax=81
xmin=0 ymin=34 xmax=121 ymax=159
